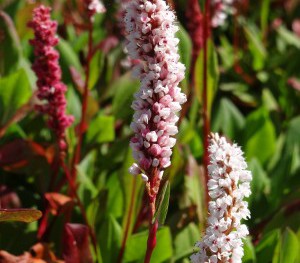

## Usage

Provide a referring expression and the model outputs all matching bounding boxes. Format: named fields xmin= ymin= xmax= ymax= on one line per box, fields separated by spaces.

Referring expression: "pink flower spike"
xmin=126 ymin=0 xmax=186 ymax=182
xmin=28 ymin=5 xmax=74 ymax=153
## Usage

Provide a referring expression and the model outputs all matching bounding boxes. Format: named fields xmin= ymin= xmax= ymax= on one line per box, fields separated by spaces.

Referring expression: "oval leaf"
xmin=0 ymin=208 xmax=42 ymax=223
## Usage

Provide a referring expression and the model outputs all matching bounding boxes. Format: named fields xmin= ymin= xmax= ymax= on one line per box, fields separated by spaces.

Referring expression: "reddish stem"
xmin=202 ymin=0 xmax=211 ymax=208
xmin=144 ymin=172 xmax=160 ymax=263
xmin=144 ymin=219 xmax=158 ymax=263
xmin=71 ymin=22 xmax=93 ymax=179
xmin=117 ymin=177 xmax=138 ymax=263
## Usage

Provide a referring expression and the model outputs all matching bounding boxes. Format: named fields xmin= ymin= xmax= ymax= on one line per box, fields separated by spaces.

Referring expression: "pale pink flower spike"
xmin=126 ymin=0 xmax=187 ymax=185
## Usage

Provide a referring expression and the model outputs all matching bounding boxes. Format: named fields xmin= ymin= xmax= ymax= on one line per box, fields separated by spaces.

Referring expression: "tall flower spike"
xmin=191 ymin=133 xmax=252 ymax=263
xmin=126 ymin=0 xmax=186 ymax=185
xmin=28 ymin=5 xmax=74 ymax=152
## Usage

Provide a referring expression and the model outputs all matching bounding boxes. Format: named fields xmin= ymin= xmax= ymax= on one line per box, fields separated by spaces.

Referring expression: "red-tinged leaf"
xmin=287 ymin=77 xmax=300 ymax=91
xmin=0 ymin=185 xmax=21 ymax=209
xmin=0 ymin=139 xmax=53 ymax=171
xmin=45 ymin=193 xmax=73 ymax=216
xmin=0 ymin=208 xmax=42 ymax=223
xmin=62 ymin=223 xmax=93 ymax=263
xmin=92 ymin=36 xmax=119 ymax=55
xmin=70 ymin=66 xmax=84 ymax=92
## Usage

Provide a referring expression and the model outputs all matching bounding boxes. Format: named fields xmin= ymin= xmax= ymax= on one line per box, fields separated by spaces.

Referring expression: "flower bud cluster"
xmin=28 ymin=5 xmax=74 ymax=151
xmin=191 ymin=133 xmax=252 ymax=263
xmin=126 ymin=0 xmax=186 ymax=181
xmin=211 ymin=0 xmax=237 ymax=28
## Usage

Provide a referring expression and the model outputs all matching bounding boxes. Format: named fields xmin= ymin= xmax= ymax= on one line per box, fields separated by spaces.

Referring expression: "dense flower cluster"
xmin=28 ymin=5 xmax=74 ymax=151
xmin=191 ymin=133 xmax=252 ymax=263
xmin=126 ymin=0 xmax=186 ymax=182
xmin=211 ymin=0 xmax=237 ymax=27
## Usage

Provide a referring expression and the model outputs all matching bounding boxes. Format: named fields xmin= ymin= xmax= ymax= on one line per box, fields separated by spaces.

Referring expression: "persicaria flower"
xmin=191 ymin=133 xmax=252 ymax=263
xmin=84 ymin=0 xmax=106 ymax=20
xmin=126 ymin=0 xmax=186 ymax=182
xmin=211 ymin=0 xmax=238 ymax=27
xmin=28 ymin=5 xmax=74 ymax=151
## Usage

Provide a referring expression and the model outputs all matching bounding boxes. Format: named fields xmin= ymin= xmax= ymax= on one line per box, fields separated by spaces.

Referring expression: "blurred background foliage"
xmin=0 ymin=0 xmax=300 ymax=262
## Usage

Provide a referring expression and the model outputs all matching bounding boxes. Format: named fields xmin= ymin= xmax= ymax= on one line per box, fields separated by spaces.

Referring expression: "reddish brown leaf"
xmin=0 ymin=243 xmax=64 ymax=263
xmin=44 ymin=193 xmax=73 ymax=216
xmin=30 ymin=243 xmax=63 ymax=262
xmin=62 ymin=223 xmax=93 ymax=263
xmin=92 ymin=36 xmax=119 ymax=55
xmin=0 ymin=208 xmax=42 ymax=223
xmin=0 ymin=139 xmax=53 ymax=172
xmin=69 ymin=66 xmax=84 ymax=92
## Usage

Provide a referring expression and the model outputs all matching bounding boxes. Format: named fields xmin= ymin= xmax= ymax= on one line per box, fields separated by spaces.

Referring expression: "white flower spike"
xmin=191 ymin=133 xmax=252 ymax=263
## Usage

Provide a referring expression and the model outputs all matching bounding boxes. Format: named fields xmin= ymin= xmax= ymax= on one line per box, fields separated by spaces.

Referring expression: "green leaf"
xmin=248 ymin=158 xmax=270 ymax=211
xmin=123 ymin=227 xmax=173 ymax=263
xmin=89 ymin=50 xmax=105 ymax=89
xmin=176 ymin=23 xmax=192 ymax=92
xmin=260 ymin=0 xmax=271 ymax=37
xmin=184 ymin=155 xmax=205 ymax=225
xmin=111 ymin=74 xmax=140 ymax=120
xmin=76 ymin=151 xmax=98 ymax=199
xmin=194 ymin=38 xmax=219 ymax=117
xmin=154 ymin=181 xmax=170 ymax=225
xmin=86 ymin=114 xmax=115 ymax=144
xmin=106 ymin=172 xmax=123 ymax=218
xmin=212 ymin=98 xmax=245 ymax=138
xmin=174 ymin=223 xmax=200 ymax=260
xmin=273 ymin=228 xmax=299 ymax=263
xmin=244 ymin=108 xmax=276 ymax=164
xmin=256 ymin=229 xmax=280 ymax=262
xmin=99 ymin=214 xmax=122 ymax=263
xmin=277 ymin=26 xmax=300 ymax=49
xmin=119 ymin=148 xmax=143 ymax=241
xmin=243 ymin=22 xmax=267 ymax=70
xmin=219 ymin=36 xmax=235 ymax=69
xmin=0 ymin=69 xmax=32 ymax=125
xmin=0 ymin=11 xmax=22 ymax=76
xmin=57 ymin=38 xmax=83 ymax=83
xmin=243 ymin=237 xmax=256 ymax=263
xmin=0 ymin=209 xmax=42 ymax=223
